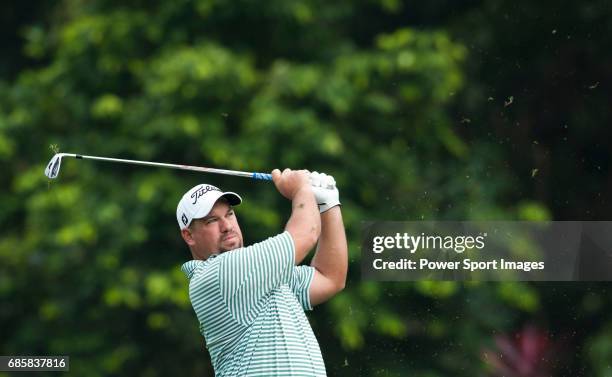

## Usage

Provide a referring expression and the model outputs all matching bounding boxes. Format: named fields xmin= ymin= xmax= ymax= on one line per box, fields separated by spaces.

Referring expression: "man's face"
xmin=182 ymin=199 xmax=243 ymax=259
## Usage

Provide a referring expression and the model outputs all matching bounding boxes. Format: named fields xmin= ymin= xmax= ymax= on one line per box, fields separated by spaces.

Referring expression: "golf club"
xmin=44 ymin=153 xmax=272 ymax=181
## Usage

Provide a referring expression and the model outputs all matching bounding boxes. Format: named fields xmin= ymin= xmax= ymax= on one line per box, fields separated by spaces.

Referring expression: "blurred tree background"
xmin=1 ymin=0 xmax=611 ymax=376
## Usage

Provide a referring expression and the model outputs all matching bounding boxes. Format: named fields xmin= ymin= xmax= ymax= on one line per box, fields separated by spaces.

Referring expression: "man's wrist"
xmin=319 ymin=201 xmax=341 ymax=213
xmin=320 ymin=205 xmax=342 ymax=219
xmin=294 ymin=185 xmax=314 ymax=198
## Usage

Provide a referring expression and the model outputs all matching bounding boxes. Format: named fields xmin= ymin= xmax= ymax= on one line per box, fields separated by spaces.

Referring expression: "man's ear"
xmin=181 ymin=228 xmax=196 ymax=246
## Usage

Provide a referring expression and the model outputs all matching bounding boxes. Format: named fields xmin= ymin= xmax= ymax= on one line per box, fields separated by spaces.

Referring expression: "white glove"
xmin=309 ymin=171 xmax=340 ymax=213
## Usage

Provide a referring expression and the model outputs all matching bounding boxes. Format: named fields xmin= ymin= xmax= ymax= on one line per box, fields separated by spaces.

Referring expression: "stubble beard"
xmin=218 ymin=232 xmax=242 ymax=252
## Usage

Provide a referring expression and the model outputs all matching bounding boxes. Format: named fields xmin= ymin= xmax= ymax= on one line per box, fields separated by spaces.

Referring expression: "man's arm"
xmin=272 ymin=168 xmax=321 ymax=264
xmin=309 ymin=206 xmax=348 ymax=306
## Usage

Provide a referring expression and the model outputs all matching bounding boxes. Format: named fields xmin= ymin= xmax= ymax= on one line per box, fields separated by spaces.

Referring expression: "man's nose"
xmin=219 ymin=217 xmax=232 ymax=232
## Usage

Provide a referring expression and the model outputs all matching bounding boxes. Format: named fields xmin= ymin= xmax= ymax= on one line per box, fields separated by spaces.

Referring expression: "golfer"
xmin=177 ymin=168 xmax=348 ymax=376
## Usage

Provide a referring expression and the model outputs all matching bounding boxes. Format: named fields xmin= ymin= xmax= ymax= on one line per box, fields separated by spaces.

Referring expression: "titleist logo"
xmin=191 ymin=185 xmax=221 ymax=204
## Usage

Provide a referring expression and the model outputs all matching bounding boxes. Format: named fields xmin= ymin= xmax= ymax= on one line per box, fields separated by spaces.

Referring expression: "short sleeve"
xmin=218 ymin=231 xmax=295 ymax=324
xmin=289 ymin=265 xmax=315 ymax=311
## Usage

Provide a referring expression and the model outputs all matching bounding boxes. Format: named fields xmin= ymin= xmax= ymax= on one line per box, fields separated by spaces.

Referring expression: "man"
xmin=177 ymin=168 xmax=348 ymax=376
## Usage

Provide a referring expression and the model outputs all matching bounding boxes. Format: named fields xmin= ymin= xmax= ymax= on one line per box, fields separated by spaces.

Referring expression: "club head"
xmin=44 ymin=153 xmax=64 ymax=179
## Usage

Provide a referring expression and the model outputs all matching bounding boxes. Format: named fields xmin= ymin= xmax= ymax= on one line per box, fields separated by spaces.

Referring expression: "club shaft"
xmin=65 ymin=154 xmax=270 ymax=180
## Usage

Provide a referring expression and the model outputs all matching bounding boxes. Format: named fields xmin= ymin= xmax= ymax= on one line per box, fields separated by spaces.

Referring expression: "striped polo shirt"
xmin=181 ymin=231 xmax=326 ymax=376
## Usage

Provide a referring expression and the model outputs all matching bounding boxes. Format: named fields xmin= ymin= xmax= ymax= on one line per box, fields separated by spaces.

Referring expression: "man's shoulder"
xmin=218 ymin=231 xmax=294 ymax=257
xmin=248 ymin=231 xmax=294 ymax=252
xmin=181 ymin=260 xmax=200 ymax=279
xmin=181 ymin=256 xmax=220 ymax=281
xmin=182 ymin=232 xmax=295 ymax=282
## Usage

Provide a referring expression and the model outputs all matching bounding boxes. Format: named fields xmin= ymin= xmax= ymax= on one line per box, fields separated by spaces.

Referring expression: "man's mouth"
xmin=223 ymin=234 xmax=237 ymax=242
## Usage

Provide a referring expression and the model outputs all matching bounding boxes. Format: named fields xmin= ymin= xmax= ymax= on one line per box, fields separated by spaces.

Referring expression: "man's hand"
xmin=272 ymin=168 xmax=312 ymax=200
xmin=309 ymin=171 xmax=341 ymax=213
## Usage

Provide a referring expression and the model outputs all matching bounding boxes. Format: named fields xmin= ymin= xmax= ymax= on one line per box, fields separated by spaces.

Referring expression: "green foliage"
xmin=1 ymin=0 xmax=611 ymax=376
xmin=587 ymin=323 xmax=612 ymax=377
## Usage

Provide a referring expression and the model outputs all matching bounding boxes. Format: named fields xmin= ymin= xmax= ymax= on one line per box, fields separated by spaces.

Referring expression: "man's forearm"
xmin=310 ymin=207 xmax=348 ymax=290
xmin=286 ymin=187 xmax=321 ymax=264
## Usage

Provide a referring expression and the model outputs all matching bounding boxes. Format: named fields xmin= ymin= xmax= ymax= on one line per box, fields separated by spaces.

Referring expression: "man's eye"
xmin=227 ymin=211 xmax=234 ymax=217
xmin=205 ymin=218 xmax=217 ymax=225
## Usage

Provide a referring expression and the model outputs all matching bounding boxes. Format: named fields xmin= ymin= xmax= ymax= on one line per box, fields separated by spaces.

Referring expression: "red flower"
xmin=483 ymin=325 xmax=553 ymax=377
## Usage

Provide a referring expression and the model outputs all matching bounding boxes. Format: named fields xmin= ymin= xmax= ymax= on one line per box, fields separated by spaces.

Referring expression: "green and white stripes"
xmin=182 ymin=232 xmax=326 ymax=376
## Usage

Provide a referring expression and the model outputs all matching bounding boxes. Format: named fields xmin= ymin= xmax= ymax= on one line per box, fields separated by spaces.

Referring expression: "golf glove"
xmin=309 ymin=171 xmax=340 ymax=213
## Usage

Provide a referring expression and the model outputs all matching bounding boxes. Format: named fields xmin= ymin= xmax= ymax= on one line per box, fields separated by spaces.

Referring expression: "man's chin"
xmin=220 ymin=239 xmax=242 ymax=252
